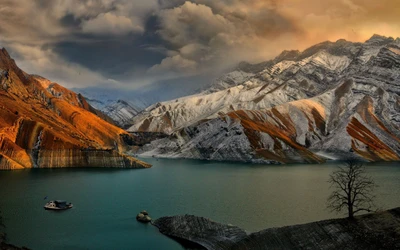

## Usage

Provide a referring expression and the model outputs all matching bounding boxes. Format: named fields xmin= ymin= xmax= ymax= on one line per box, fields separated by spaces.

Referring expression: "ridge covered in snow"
xmin=72 ymin=88 xmax=149 ymax=128
xmin=128 ymin=35 xmax=396 ymax=134
xmin=128 ymin=34 xmax=400 ymax=163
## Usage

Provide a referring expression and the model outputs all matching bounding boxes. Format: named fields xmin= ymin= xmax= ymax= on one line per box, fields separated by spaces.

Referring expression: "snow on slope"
xmin=128 ymin=35 xmax=396 ymax=136
xmin=138 ymin=77 xmax=400 ymax=163
xmin=127 ymin=80 xmax=309 ymax=134
xmin=132 ymin=35 xmax=400 ymax=163
xmin=270 ymin=50 xmax=351 ymax=75
xmin=127 ymin=50 xmax=351 ymax=134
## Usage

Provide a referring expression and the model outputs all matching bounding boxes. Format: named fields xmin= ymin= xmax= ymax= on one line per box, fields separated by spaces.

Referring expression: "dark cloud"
xmin=0 ymin=0 xmax=398 ymax=91
xmin=149 ymin=1 xmax=300 ymax=76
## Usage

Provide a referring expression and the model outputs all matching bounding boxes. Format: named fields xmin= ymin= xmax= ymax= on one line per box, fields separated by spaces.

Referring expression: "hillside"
xmin=0 ymin=48 xmax=150 ymax=169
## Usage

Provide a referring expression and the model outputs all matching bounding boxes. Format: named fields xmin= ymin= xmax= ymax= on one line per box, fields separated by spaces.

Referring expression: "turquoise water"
xmin=0 ymin=158 xmax=399 ymax=250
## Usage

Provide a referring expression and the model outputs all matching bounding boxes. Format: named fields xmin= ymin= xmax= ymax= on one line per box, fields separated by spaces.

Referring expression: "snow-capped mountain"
xmin=73 ymin=81 xmax=202 ymax=128
xmin=130 ymin=34 xmax=400 ymax=163
xmin=72 ymin=88 xmax=149 ymax=128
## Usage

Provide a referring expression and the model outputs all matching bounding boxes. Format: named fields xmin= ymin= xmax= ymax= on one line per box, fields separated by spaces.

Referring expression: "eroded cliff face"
xmin=0 ymin=48 xmax=150 ymax=170
xmin=136 ymin=35 xmax=400 ymax=163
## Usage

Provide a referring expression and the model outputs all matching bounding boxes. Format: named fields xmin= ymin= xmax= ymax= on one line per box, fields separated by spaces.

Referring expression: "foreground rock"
xmin=136 ymin=210 xmax=152 ymax=223
xmin=154 ymin=215 xmax=247 ymax=249
xmin=0 ymin=48 xmax=150 ymax=170
xmin=154 ymin=208 xmax=400 ymax=250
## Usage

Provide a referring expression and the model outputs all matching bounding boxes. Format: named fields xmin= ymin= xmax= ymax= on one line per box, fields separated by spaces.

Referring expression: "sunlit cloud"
xmin=0 ymin=0 xmax=398 ymax=90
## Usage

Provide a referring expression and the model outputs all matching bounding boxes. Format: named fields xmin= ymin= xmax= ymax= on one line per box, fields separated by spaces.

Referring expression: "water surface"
xmin=0 ymin=158 xmax=399 ymax=249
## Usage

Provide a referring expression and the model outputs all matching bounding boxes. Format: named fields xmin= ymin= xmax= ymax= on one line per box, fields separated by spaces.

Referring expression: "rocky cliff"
xmin=132 ymin=35 xmax=400 ymax=163
xmin=0 ymin=48 xmax=150 ymax=170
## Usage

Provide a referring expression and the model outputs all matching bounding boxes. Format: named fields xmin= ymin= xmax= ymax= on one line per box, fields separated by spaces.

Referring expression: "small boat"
xmin=44 ymin=200 xmax=73 ymax=210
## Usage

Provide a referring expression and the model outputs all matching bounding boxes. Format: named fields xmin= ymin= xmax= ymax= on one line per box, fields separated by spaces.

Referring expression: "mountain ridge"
xmin=130 ymin=35 xmax=400 ymax=163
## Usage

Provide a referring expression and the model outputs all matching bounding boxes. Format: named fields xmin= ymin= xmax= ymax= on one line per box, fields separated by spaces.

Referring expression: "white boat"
xmin=44 ymin=200 xmax=73 ymax=210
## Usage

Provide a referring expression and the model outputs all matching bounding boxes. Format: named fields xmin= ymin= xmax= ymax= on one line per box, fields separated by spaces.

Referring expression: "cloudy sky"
xmin=0 ymin=0 xmax=399 ymax=92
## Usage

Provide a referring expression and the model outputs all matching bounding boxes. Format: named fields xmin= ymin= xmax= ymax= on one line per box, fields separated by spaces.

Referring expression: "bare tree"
xmin=327 ymin=160 xmax=376 ymax=219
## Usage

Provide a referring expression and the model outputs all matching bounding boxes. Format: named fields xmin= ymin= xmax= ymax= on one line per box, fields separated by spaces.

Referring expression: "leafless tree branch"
xmin=326 ymin=160 xmax=376 ymax=218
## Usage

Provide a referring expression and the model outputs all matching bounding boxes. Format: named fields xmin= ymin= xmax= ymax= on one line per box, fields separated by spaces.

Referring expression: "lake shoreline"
xmin=136 ymin=154 xmax=400 ymax=166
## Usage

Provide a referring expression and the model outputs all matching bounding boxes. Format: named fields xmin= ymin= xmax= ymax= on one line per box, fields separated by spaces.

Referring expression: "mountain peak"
xmin=0 ymin=48 xmax=11 ymax=59
xmin=0 ymin=47 xmax=31 ymax=84
xmin=0 ymin=48 xmax=14 ymax=69
xmin=335 ymin=38 xmax=348 ymax=43
xmin=369 ymin=34 xmax=389 ymax=39
xmin=274 ymin=50 xmax=301 ymax=62
xmin=366 ymin=34 xmax=394 ymax=45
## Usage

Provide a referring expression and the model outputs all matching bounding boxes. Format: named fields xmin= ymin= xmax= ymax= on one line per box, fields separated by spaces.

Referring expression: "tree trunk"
xmin=348 ymin=204 xmax=354 ymax=219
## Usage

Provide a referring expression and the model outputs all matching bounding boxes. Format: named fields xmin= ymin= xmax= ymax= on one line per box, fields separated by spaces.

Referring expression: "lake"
xmin=0 ymin=158 xmax=399 ymax=250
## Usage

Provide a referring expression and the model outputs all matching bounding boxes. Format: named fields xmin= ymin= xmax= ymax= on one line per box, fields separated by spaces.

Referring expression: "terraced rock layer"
xmin=0 ymin=48 xmax=150 ymax=170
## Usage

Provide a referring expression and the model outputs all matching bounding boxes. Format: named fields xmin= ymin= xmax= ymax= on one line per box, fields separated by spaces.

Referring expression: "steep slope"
xmin=0 ymin=48 xmax=150 ymax=170
xmin=128 ymin=81 xmax=309 ymax=134
xmin=33 ymin=75 xmax=117 ymax=125
xmin=135 ymin=35 xmax=400 ymax=163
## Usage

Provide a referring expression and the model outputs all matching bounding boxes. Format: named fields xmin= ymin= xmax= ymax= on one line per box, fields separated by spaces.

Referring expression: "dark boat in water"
xmin=44 ymin=200 xmax=73 ymax=210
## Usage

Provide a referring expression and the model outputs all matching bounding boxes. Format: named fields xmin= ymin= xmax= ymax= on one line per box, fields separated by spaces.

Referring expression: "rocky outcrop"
xmin=154 ymin=215 xmax=247 ymax=250
xmin=133 ymin=35 xmax=400 ymax=163
xmin=36 ymin=150 xmax=148 ymax=169
xmin=0 ymin=48 xmax=150 ymax=170
xmin=154 ymin=208 xmax=400 ymax=250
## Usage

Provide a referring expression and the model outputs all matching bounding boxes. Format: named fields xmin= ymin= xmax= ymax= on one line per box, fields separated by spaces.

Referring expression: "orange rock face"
xmin=0 ymin=48 xmax=150 ymax=170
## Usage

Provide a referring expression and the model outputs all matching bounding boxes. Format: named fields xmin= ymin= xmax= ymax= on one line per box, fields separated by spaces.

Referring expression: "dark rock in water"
xmin=154 ymin=208 xmax=400 ymax=250
xmin=136 ymin=211 xmax=152 ymax=223
xmin=153 ymin=215 xmax=247 ymax=250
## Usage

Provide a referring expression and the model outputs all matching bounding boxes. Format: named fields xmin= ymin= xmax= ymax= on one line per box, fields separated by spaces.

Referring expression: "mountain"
xmin=130 ymin=35 xmax=400 ymax=163
xmin=0 ymin=48 xmax=150 ymax=170
xmin=72 ymin=77 xmax=205 ymax=128
xmin=71 ymin=87 xmax=149 ymax=129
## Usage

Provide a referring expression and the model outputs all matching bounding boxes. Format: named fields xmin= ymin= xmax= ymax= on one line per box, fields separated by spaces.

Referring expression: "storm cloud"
xmin=0 ymin=0 xmax=399 ymax=90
